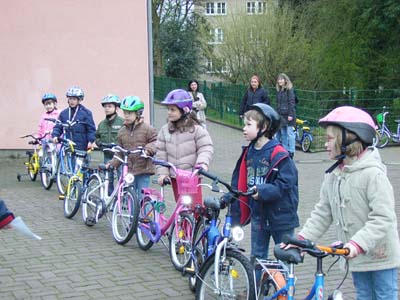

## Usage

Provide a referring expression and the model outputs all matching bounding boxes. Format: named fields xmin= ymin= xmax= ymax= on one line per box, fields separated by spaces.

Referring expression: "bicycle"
xmin=191 ymin=168 xmax=256 ymax=300
xmin=45 ymin=118 xmax=84 ymax=195
xmin=39 ymin=138 xmax=58 ymax=190
xmin=17 ymin=134 xmax=45 ymax=182
xmin=136 ymin=158 xmax=202 ymax=272
xmin=62 ymin=143 xmax=93 ymax=219
xmin=256 ymin=235 xmax=349 ymax=300
xmin=374 ymin=106 xmax=400 ymax=148
xmin=81 ymin=144 xmax=140 ymax=245
xmin=294 ymin=118 xmax=313 ymax=152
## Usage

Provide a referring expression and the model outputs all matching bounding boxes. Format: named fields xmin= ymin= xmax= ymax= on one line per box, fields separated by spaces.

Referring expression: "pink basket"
xmin=175 ymin=169 xmax=199 ymax=195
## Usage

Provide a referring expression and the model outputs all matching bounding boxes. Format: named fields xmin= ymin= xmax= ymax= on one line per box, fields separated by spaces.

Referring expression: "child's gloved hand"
xmin=157 ymin=175 xmax=171 ymax=186
xmin=344 ymin=241 xmax=362 ymax=259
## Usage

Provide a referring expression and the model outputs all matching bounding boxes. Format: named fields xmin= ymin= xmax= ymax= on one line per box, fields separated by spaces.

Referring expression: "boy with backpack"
xmin=226 ymin=103 xmax=299 ymax=263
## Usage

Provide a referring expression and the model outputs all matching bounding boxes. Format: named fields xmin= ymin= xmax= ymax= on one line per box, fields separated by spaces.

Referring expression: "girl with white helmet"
xmin=296 ymin=106 xmax=399 ymax=300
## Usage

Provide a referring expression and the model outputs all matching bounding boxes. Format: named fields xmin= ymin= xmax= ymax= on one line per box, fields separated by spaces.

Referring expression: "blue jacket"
xmin=52 ymin=105 xmax=96 ymax=151
xmin=239 ymin=87 xmax=270 ymax=116
xmin=230 ymin=139 xmax=299 ymax=231
xmin=0 ymin=199 xmax=14 ymax=229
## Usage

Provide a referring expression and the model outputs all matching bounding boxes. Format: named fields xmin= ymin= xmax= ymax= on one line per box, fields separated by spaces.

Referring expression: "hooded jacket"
xmin=300 ymin=147 xmax=400 ymax=271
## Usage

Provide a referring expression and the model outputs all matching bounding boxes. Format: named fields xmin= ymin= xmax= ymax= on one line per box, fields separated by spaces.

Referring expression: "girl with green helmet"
xmin=107 ymin=96 xmax=158 ymax=200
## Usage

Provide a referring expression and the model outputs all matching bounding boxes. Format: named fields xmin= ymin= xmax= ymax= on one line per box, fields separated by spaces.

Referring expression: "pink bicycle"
xmin=136 ymin=158 xmax=202 ymax=272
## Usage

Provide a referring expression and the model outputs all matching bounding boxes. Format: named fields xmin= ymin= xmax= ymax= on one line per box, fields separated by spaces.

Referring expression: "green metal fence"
xmin=154 ymin=76 xmax=400 ymax=150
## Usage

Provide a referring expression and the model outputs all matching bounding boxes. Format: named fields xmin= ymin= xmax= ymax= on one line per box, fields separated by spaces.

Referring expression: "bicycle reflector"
xmin=232 ymin=226 xmax=244 ymax=242
xmin=124 ymin=173 xmax=135 ymax=184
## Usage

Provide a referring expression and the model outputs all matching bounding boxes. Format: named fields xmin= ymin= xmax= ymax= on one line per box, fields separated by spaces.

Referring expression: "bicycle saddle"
xmin=274 ymin=244 xmax=304 ymax=264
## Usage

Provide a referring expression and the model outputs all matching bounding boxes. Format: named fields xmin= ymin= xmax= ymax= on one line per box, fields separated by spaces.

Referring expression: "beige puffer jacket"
xmin=300 ymin=147 xmax=400 ymax=272
xmin=156 ymin=123 xmax=213 ymax=176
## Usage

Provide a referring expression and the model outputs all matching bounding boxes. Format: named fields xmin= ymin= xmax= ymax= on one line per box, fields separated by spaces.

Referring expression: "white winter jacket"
xmin=300 ymin=147 xmax=400 ymax=272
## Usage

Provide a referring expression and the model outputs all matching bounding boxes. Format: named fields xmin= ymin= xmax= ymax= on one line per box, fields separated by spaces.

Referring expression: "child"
xmin=52 ymin=86 xmax=96 ymax=151
xmin=296 ymin=106 xmax=400 ymax=300
xmin=95 ymin=94 xmax=124 ymax=194
xmin=0 ymin=199 xmax=15 ymax=230
xmin=107 ymin=96 xmax=157 ymax=199
xmin=228 ymin=103 xmax=299 ymax=264
xmin=187 ymin=80 xmax=207 ymax=128
xmin=37 ymin=93 xmax=60 ymax=139
xmin=156 ymin=89 xmax=213 ymax=187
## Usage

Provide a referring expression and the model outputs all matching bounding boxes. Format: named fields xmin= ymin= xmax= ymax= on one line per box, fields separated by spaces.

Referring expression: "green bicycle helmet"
xmin=120 ymin=96 xmax=144 ymax=112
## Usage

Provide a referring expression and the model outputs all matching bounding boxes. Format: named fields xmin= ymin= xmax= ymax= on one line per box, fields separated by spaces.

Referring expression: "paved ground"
xmin=0 ymin=105 xmax=399 ymax=299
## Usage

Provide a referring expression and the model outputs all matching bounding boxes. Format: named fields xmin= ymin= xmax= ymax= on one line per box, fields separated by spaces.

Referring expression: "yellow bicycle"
xmin=17 ymin=134 xmax=45 ymax=182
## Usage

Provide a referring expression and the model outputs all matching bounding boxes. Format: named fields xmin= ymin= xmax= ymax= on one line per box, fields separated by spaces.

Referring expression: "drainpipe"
xmin=147 ymin=0 xmax=154 ymax=125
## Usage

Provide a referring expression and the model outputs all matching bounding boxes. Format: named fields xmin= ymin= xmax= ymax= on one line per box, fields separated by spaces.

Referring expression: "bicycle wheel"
xmin=376 ymin=130 xmax=390 ymax=148
xmin=112 ymin=188 xmax=139 ymax=245
xmin=301 ymin=134 xmax=312 ymax=152
xmin=136 ymin=196 xmax=155 ymax=250
xmin=189 ymin=217 xmax=208 ymax=292
xmin=57 ymin=153 xmax=73 ymax=195
xmin=64 ymin=178 xmax=82 ymax=218
xmin=28 ymin=154 xmax=38 ymax=181
xmin=40 ymin=150 xmax=54 ymax=190
xmin=196 ymin=249 xmax=255 ymax=300
xmin=82 ymin=173 xmax=104 ymax=227
xmin=169 ymin=212 xmax=195 ymax=272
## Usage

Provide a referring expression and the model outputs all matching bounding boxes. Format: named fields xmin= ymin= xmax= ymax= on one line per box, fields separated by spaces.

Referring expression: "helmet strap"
xmin=106 ymin=112 xmax=117 ymax=120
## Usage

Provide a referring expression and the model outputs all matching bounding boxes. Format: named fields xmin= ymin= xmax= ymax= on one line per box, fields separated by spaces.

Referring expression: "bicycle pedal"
xmin=183 ymin=267 xmax=195 ymax=276
xmin=58 ymin=195 xmax=65 ymax=200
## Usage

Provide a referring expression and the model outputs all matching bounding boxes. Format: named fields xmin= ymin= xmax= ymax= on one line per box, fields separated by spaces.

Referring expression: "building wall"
xmin=0 ymin=0 xmax=150 ymax=149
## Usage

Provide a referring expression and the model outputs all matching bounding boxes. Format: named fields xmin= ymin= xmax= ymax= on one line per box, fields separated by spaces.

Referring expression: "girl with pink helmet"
xmin=295 ymin=106 xmax=399 ymax=299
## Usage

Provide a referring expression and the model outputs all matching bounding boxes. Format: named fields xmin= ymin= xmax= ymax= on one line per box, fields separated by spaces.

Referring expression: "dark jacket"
xmin=230 ymin=139 xmax=299 ymax=231
xmin=0 ymin=199 xmax=14 ymax=229
xmin=239 ymin=87 xmax=270 ymax=116
xmin=95 ymin=114 xmax=124 ymax=160
xmin=276 ymin=89 xmax=296 ymax=126
xmin=52 ymin=104 xmax=96 ymax=151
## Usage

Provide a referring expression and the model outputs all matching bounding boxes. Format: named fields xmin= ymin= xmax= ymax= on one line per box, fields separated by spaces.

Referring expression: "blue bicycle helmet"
xmin=41 ymin=93 xmax=57 ymax=104
xmin=66 ymin=86 xmax=84 ymax=100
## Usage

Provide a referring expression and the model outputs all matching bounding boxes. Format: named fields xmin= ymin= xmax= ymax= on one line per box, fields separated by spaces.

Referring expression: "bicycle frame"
xmin=17 ymin=134 xmax=45 ymax=181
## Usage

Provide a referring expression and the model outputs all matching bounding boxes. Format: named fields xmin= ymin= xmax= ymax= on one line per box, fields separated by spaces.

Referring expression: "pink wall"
xmin=0 ymin=0 xmax=150 ymax=149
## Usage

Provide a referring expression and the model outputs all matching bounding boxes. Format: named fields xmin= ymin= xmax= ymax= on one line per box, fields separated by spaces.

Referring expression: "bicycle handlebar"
xmin=20 ymin=134 xmax=46 ymax=144
xmin=45 ymin=118 xmax=87 ymax=128
xmin=282 ymin=235 xmax=350 ymax=256
xmin=197 ymin=168 xmax=256 ymax=197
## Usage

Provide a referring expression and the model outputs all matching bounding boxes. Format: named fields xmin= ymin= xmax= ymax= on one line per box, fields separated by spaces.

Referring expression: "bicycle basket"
xmin=376 ymin=113 xmax=383 ymax=124
xmin=175 ymin=169 xmax=199 ymax=195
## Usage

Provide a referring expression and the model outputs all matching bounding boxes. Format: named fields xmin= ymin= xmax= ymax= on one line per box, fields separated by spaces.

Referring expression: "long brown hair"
xmin=168 ymin=111 xmax=202 ymax=133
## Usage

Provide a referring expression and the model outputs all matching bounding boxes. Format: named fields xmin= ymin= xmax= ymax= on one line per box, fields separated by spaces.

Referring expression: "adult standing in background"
xmin=275 ymin=73 xmax=296 ymax=158
xmin=188 ymin=80 xmax=207 ymax=128
xmin=239 ymin=75 xmax=270 ymax=118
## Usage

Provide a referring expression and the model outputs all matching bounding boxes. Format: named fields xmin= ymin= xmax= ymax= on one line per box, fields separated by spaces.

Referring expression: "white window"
xmin=205 ymin=2 xmax=227 ymax=15
xmin=206 ymin=59 xmax=215 ymax=73
xmin=208 ymin=28 xmax=224 ymax=44
xmin=246 ymin=1 xmax=266 ymax=14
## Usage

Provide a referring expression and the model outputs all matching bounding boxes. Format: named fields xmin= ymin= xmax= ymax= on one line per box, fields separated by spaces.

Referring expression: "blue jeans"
xmin=131 ymin=174 xmax=150 ymax=200
xmin=352 ymin=268 xmax=398 ymax=300
xmin=276 ymin=126 xmax=296 ymax=154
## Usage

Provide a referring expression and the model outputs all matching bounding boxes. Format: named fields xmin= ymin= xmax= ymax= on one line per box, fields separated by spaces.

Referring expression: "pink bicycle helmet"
xmin=319 ymin=106 xmax=376 ymax=145
xmin=161 ymin=89 xmax=193 ymax=111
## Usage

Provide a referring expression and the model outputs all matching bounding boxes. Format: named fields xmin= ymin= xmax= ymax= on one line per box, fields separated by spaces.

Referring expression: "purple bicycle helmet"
xmin=161 ymin=89 xmax=193 ymax=111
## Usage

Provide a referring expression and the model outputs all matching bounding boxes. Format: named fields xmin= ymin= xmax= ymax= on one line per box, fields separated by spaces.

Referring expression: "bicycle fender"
xmin=199 ymin=245 xmax=245 ymax=273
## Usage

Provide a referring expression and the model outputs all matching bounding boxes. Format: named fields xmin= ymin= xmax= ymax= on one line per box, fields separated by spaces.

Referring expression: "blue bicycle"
xmin=256 ymin=235 xmax=349 ymax=300
xmin=188 ymin=168 xmax=256 ymax=300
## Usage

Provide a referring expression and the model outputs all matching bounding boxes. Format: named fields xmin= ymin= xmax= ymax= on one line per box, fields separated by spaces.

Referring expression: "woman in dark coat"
xmin=239 ymin=75 xmax=270 ymax=117
xmin=275 ymin=73 xmax=296 ymax=158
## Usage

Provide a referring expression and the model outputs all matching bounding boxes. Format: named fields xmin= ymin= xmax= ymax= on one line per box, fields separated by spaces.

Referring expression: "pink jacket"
xmin=37 ymin=109 xmax=60 ymax=138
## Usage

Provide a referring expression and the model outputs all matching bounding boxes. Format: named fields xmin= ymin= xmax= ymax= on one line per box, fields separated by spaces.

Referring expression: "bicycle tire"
xmin=40 ymin=150 xmax=54 ymax=190
xmin=112 ymin=188 xmax=139 ymax=245
xmin=196 ymin=249 xmax=255 ymax=300
xmin=189 ymin=217 xmax=208 ymax=292
xmin=82 ymin=173 xmax=104 ymax=227
xmin=169 ymin=212 xmax=195 ymax=272
xmin=56 ymin=154 xmax=72 ymax=195
xmin=64 ymin=178 xmax=82 ymax=218
xmin=28 ymin=154 xmax=38 ymax=181
xmin=258 ymin=271 xmax=286 ymax=300
xmin=136 ymin=196 xmax=155 ymax=250
xmin=376 ymin=130 xmax=390 ymax=148
xmin=301 ymin=134 xmax=312 ymax=152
